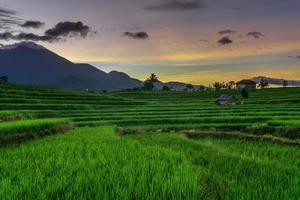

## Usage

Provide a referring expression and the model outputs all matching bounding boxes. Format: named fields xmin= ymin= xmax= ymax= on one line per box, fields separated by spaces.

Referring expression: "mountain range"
xmin=0 ymin=42 xmax=205 ymax=91
xmin=251 ymin=76 xmax=300 ymax=86
xmin=0 ymin=42 xmax=142 ymax=91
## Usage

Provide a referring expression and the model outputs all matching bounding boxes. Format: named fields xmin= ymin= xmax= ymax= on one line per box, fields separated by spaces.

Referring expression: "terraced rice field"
xmin=0 ymin=83 xmax=300 ymax=199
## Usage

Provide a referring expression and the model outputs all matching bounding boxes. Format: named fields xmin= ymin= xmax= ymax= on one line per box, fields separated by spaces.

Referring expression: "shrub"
xmin=241 ymin=88 xmax=249 ymax=98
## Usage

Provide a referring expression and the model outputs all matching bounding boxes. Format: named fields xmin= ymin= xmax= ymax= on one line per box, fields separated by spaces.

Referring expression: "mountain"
xmin=251 ymin=76 xmax=300 ymax=87
xmin=154 ymin=81 xmax=206 ymax=91
xmin=0 ymin=42 xmax=143 ymax=91
xmin=0 ymin=42 xmax=206 ymax=91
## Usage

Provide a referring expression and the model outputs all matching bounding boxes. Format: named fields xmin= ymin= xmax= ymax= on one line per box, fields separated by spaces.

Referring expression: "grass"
xmin=1 ymin=83 xmax=300 ymax=199
xmin=0 ymin=118 xmax=72 ymax=146
xmin=128 ymin=132 xmax=300 ymax=199
xmin=0 ymin=126 xmax=199 ymax=199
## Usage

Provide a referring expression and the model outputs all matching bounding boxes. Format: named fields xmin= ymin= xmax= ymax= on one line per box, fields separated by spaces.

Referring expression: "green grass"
xmin=128 ymin=132 xmax=300 ymax=199
xmin=0 ymin=118 xmax=72 ymax=146
xmin=1 ymin=83 xmax=300 ymax=199
xmin=0 ymin=126 xmax=199 ymax=199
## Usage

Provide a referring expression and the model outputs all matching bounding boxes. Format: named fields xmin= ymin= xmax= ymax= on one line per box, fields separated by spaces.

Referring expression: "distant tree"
xmin=0 ymin=76 xmax=8 ymax=84
xmin=186 ymin=84 xmax=194 ymax=91
xmin=283 ymin=80 xmax=288 ymax=87
xmin=102 ymin=90 xmax=107 ymax=93
xmin=258 ymin=79 xmax=269 ymax=89
xmin=149 ymin=73 xmax=158 ymax=83
xmin=162 ymin=85 xmax=171 ymax=91
xmin=143 ymin=73 xmax=158 ymax=91
xmin=241 ymin=88 xmax=249 ymax=98
xmin=225 ymin=81 xmax=235 ymax=89
xmin=144 ymin=79 xmax=154 ymax=91
xmin=197 ymin=86 xmax=206 ymax=91
xmin=212 ymin=82 xmax=225 ymax=90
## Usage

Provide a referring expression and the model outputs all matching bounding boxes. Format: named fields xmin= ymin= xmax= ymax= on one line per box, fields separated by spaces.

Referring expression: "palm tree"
xmin=149 ymin=73 xmax=158 ymax=83
xmin=259 ymin=79 xmax=269 ymax=89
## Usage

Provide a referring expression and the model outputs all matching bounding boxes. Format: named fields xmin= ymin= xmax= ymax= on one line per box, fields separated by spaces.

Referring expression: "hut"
xmin=216 ymin=94 xmax=235 ymax=105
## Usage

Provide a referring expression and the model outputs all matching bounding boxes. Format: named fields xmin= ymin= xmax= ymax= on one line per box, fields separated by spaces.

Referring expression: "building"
xmin=216 ymin=94 xmax=236 ymax=105
xmin=236 ymin=79 xmax=257 ymax=90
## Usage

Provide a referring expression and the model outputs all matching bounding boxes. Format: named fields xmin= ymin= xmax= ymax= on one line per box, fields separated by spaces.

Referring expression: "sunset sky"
xmin=1 ymin=0 xmax=300 ymax=85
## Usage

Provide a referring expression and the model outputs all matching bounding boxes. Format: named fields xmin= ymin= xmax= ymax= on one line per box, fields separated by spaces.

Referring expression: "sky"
xmin=1 ymin=0 xmax=300 ymax=85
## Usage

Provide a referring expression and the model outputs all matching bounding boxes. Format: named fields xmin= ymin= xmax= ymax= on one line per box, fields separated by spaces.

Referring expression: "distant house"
xmin=236 ymin=79 xmax=257 ymax=90
xmin=216 ymin=94 xmax=235 ymax=105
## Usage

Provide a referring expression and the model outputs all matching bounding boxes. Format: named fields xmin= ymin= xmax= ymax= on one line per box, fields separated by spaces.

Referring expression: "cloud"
xmin=293 ymin=55 xmax=300 ymax=59
xmin=1 ymin=6 xmax=45 ymax=30
xmin=246 ymin=31 xmax=264 ymax=39
xmin=145 ymin=1 xmax=204 ymax=11
xmin=15 ymin=33 xmax=55 ymax=42
xmin=199 ymin=39 xmax=209 ymax=42
xmin=218 ymin=29 xmax=237 ymax=35
xmin=217 ymin=36 xmax=233 ymax=45
xmin=0 ymin=21 xmax=94 ymax=43
xmin=0 ymin=7 xmax=21 ymax=27
xmin=20 ymin=21 xmax=44 ymax=28
xmin=124 ymin=32 xmax=149 ymax=40
xmin=45 ymin=21 xmax=92 ymax=38
xmin=0 ymin=7 xmax=16 ymax=16
xmin=0 ymin=31 xmax=55 ymax=42
xmin=0 ymin=31 xmax=14 ymax=40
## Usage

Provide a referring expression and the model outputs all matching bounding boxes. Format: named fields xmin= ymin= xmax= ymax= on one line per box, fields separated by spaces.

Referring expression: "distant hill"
xmin=154 ymin=81 xmax=206 ymax=91
xmin=251 ymin=76 xmax=300 ymax=87
xmin=0 ymin=42 xmax=206 ymax=91
xmin=0 ymin=42 xmax=142 ymax=91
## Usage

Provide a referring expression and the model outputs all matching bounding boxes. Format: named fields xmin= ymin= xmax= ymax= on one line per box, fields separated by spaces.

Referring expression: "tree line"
xmin=0 ymin=76 xmax=8 ymax=84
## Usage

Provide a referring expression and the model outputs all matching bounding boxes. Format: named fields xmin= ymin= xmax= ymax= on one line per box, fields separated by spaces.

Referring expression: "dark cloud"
xmin=199 ymin=39 xmax=209 ymax=42
xmin=218 ymin=36 xmax=233 ymax=45
xmin=124 ymin=32 xmax=149 ymax=40
xmin=1 ymin=7 xmax=45 ymax=30
xmin=0 ymin=21 xmax=94 ymax=43
xmin=246 ymin=31 xmax=264 ymax=39
xmin=0 ymin=31 xmax=14 ymax=40
xmin=145 ymin=1 xmax=204 ymax=11
xmin=45 ymin=21 xmax=92 ymax=38
xmin=289 ymin=55 xmax=300 ymax=59
xmin=15 ymin=33 xmax=55 ymax=42
xmin=218 ymin=29 xmax=237 ymax=35
xmin=0 ymin=7 xmax=16 ymax=16
xmin=0 ymin=31 xmax=55 ymax=42
xmin=20 ymin=21 xmax=44 ymax=29
xmin=0 ymin=7 xmax=21 ymax=27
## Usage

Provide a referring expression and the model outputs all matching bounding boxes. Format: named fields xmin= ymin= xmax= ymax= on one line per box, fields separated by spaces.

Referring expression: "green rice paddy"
xmin=0 ymin=83 xmax=300 ymax=199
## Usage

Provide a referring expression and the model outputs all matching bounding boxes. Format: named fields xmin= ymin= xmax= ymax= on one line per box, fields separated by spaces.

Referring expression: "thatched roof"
xmin=217 ymin=94 xmax=234 ymax=101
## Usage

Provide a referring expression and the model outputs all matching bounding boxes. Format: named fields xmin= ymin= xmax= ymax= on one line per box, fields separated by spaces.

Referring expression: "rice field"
xmin=0 ymin=83 xmax=300 ymax=199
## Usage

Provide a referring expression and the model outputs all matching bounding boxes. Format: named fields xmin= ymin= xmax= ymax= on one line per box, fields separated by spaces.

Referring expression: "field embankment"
xmin=0 ymin=118 xmax=72 ymax=146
